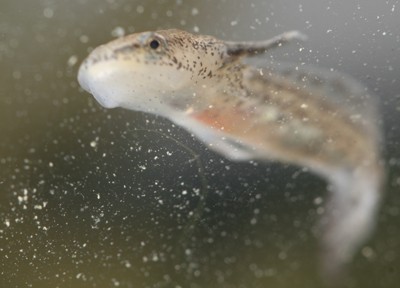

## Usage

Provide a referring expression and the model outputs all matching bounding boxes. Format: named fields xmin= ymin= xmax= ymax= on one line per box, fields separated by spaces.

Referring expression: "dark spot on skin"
xmin=262 ymin=93 xmax=271 ymax=102
xmin=192 ymin=41 xmax=199 ymax=50
xmin=272 ymin=82 xmax=284 ymax=91
xmin=90 ymin=58 xmax=99 ymax=65
xmin=198 ymin=67 xmax=208 ymax=76
xmin=235 ymin=100 xmax=244 ymax=108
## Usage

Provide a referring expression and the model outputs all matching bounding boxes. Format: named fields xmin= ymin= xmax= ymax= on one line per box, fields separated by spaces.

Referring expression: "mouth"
xmin=77 ymin=60 xmax=92 ymax=93
xmin=77 ymin=58 xmax=119 ymax=109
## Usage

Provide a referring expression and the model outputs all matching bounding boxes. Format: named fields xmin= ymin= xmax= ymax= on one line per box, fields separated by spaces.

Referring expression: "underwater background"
xmin=1 ymin=0 xmax=399 ymax=287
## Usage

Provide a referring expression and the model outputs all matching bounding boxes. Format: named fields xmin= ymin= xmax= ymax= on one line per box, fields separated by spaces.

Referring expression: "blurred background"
xmin=0 ymin=0 xmax=399 ymax=287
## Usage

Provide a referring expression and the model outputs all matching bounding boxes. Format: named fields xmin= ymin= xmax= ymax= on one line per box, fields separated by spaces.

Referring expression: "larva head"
xmin=78 ymin=29 xmax=226 ymax=115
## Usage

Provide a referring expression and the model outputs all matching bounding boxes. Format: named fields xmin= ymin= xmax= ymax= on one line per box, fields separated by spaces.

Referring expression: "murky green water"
xmin=1 ymin=1 xmax=399 ymax=287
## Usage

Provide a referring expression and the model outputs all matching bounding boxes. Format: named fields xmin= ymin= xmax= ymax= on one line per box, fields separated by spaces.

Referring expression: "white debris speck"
xmin=111 ymin=278 xmax=120 ymax=287
xmin=278 ymin=251 xmax=287 ymax=260
xmin=193 ymin=26 xmax=199 ymax=33
xmin=152 ymin=254 xmax=159 ymax=262
xmin=67 ymin=55 xmax=78 ymax=67
xmin=138 ymin=165 xmax=146 ymax=170
xmin=48 ymin=162 xmax=54 ymax=168
xmin=90 ymin=139 xmax=98 ymax=148
xmin=191 ymin=8 xmax=199 ymax=15
xmin=124 ymin=260 xmax=132 ymax=268
xmin=361 ymin=246 xmax=375 ymax=259
xmin=79 ymin=35 xmax=89 ymax=44
xmin=43 ymin=8 xmax=54 ymax=18
xmin=18 ymin=196 xmax=25 ymax=204
xmin=12 ymin=70 xmax=21 ymax=79
xmin=34 ymin=205 xmax=43 ymax=210
xmin=261 ymin=106 xmax=280 ymax=122
xmin=300 ymin=103 xmax=308 ymax=109
xmin=350 ymin=114 xmax=362 ymax=121
xmin=136 ymin=5 xmax=144 ymax=14
xmin=111 ymin=26 xmax=125 ymax=38
xmin=4 ymin=220 xmax=10 ymax=227
xmin=314 ymin=197 xmax=323 ymax=205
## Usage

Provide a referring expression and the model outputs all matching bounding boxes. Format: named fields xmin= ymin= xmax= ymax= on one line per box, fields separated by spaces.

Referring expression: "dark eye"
xmin=149 ymin=39 xmax=160 ymax=49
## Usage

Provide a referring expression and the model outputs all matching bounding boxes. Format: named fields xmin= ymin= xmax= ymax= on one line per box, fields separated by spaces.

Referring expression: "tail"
xmin=320 ymin=163 xmax=384 ymax=281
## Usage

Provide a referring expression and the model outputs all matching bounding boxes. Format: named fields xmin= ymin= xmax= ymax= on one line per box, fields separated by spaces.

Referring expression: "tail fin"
xmin=320 ymin=164 xmax=384 ymax=280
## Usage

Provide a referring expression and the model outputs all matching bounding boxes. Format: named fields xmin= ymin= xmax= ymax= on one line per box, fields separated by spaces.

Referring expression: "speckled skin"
xmin=78 ymin=29 xmax=383 ymax=280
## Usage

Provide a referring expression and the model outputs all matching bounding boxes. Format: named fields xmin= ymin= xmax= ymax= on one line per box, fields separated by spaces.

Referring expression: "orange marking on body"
xmin=192 ymin=107 xmax=248 ymax=133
